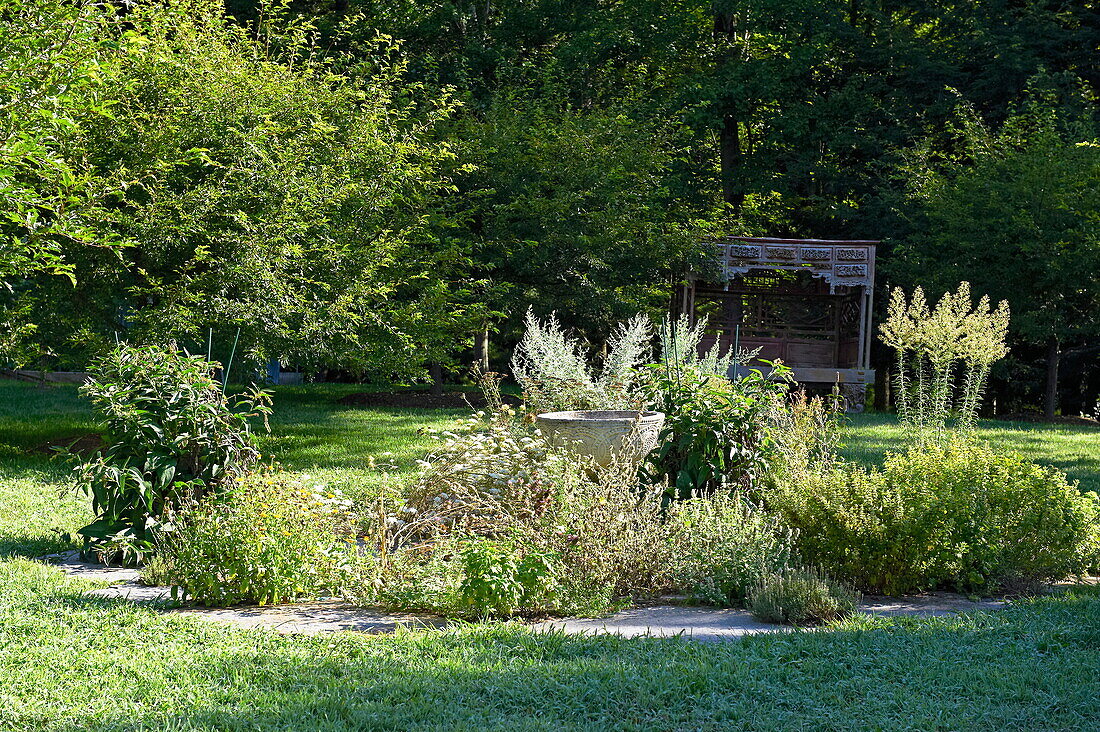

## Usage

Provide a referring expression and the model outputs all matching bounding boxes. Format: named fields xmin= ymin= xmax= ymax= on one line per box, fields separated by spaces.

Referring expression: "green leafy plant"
xmin=748 ymin=567 xmax=861 ymax=625
xmin=644 ymin=361 xmax=792 ymax=497
xmin=151 ymin=473 xmax=356 ymax=606
xmin=457 ymin=539 xmax=557 ymax=617
xmin=767 ymin=438 xmax=1100 ymax=594
xmin=74 ymin=344 xmax=271 ymax=564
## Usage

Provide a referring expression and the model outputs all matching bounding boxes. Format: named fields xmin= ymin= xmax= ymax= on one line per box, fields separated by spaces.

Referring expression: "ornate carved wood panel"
xmin=716 ymin=237 xmax=876 ymax=294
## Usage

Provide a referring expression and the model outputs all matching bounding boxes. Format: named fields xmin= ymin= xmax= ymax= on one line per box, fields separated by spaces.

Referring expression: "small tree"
xmin=879 ymin=282 xmax=1009 ymax=440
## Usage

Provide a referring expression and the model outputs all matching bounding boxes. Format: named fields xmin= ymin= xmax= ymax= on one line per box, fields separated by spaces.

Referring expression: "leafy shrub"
xmin=664 ymin=493 xmax=796 ymax=606
xmin=151 ymin=474 xmax=355 ymax=606
xmin=457 ymin=539 xmax=557 ymax=617
xmin=75 ymin=345 xmax=271 ymax=564
xmin=530 ymin=461 xmax=671 ymax=610
xmin=767 ymin=439 xmax=1100 ymax=594
xmin=644 ymin=362 xmax=792 ymax=497
xmin=885 ymin=441 xmax=1100 ymax=593
xmin=511 ymin=309 xmax=651 ymax=413
xmin=748 ymin=567 xmax=861 ymax=625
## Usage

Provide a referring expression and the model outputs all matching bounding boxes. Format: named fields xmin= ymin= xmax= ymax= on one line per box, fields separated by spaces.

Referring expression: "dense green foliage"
xmin=456 ymin=539 xmax=557 ymax=617
xmin=5 ymin=0 xmax=473 ymax=378
xmin=2 ymin=0 xmax=1095 ymax=410
xmin=75 ymin=345 xmax=270 ymax=563
xmin=215 ymin=0 xmax=1100 ymax=410
xmin=895 ymin=87 xmax=1100 ymax=414
xmin=644 ymin=362 xmax=791 ymax=496
xmin=769 ymin=437 xmax=1100 ymax=595
xmin=150 ymin=474 xmax=355 ymax=605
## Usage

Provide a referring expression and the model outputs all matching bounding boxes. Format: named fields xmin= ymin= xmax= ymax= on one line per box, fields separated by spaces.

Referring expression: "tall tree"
xmin=12 ymin=1 xmax=470 ymax=379
xmin=0 ymin=0 xmax=128 ymax=360
xmin=894 ymin=78 xmax=1100 ymax=417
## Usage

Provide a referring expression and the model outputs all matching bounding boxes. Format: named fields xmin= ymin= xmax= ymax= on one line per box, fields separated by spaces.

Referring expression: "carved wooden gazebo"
xmin=674 ymin=237 xmax=877 ymax=409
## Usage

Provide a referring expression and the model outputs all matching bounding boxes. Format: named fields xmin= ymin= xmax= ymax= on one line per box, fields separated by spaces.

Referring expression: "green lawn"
xmin=2 ymin=379 xmax=1099 ymax=730
xmin=2 ymin=557 xmax=1099 ymax=730
xmin=840 ymin=412 xmax=1100 ymax=494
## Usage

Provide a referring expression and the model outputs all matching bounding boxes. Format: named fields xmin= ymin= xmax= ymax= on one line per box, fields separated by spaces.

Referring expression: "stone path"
xmin=43 ymin=552 xmax=1009 ymax=641
xmin=531 ymin=594 xmax=1008 ymax=641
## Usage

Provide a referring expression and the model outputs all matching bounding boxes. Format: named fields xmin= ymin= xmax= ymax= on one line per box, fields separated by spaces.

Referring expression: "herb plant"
xmin=879 ymin=282 xmax=1010 ymax=439
xmin=151 ymin=474 xmax=355 ymax=606
xmin=457 ymin=539 xmax=557 ymax=617
xmin=511 ymin=309 xmax=651 ymax=413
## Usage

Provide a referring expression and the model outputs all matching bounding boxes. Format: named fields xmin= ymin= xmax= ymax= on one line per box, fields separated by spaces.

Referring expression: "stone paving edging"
xmin=42 ymin=552 xmax=1010 ymax=641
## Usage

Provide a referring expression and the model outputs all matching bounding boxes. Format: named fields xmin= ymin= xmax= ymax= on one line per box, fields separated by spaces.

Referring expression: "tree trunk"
xmin=1044 ymin=336 xmax=1060 ymax=419
xmin=429 ymin=362 xmax=444 ymax=396
xmin=874 ymin=367 xmax=889 ymax=412
xmin=713 ymin=12 xmax=745 ymax=210
xmin=475 ymin=328 xmax=490 ymax=372
xmin=719 ymin=113 xmax=744 ymax=209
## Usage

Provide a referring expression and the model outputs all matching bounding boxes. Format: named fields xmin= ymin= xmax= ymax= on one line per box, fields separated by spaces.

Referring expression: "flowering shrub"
xmin=150 ymin=474 xmax=356 ymax=606
xmin=344 ymin=409 xmax=675 ymax=615
xmin=396 ymin=406 xmax=579 ymax=544
xmin=75 ymin=344 xmax=271 ymax=564
xmin=879 ymin=282 xmax=1010 ymax=438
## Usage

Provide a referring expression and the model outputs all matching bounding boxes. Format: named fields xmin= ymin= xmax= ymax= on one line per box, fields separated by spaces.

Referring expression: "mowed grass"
xmin=258 ymin=383 xmax=463 ymax=497
xmin=2 ymin=379 xmax=1100 ymax=729
xmin=2 ymin=557 xmax=1099 ymax=731
xmin=840 ymin=412 xmax=1100 ymax=494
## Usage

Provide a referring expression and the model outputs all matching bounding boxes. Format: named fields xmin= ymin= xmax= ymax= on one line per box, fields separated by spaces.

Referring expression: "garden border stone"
xmin=43 ymin=553 xmax=1012 ymax=641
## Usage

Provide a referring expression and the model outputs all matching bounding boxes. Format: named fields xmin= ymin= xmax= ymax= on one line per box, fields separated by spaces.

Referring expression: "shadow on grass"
xmin=0 ymin=535 xmax=75 ymax=559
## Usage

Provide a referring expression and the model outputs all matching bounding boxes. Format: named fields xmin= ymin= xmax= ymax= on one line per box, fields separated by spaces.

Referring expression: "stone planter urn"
xmin=534 ymin=410 xmax=665 ymax=466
